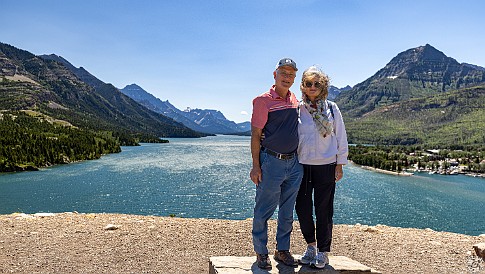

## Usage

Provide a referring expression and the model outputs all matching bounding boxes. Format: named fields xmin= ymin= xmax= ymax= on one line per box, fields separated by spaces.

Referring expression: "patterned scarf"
xmin=302 ymin=96 xmax=333 ymax=138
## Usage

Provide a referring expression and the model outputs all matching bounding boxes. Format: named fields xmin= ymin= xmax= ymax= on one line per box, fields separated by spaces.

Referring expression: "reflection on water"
xmin=0 ymin=135 xmax=484 ymax=235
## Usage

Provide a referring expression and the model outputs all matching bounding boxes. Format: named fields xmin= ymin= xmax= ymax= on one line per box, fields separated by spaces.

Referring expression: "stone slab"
xmin=209 ymin=255 xmax=381 ymax=274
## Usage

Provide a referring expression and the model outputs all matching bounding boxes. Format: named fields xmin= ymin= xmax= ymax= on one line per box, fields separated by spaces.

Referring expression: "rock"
xmin=104 ymin=224 xmax=121 ymax=231
xmin=209 ymin=255 xmax=381 ymax=273
xmin=363 ymin=226 xmax=381 ymax=233
xmin=12 ymin=213 xmax=34 ymax=219
xmin=473 ymin=243 xmax=485 ymax=259
xmin=34 ymin=213 xmax=56 ymax=217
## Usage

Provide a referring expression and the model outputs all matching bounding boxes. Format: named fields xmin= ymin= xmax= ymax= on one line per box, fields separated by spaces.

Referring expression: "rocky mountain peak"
xmin=414 ymin=44 xmax=449 ymax=61
xmin=375 ymin=44 xmax=458 ymax=80
xmin=123 ymin=83 xmax=142 ymax=90
xmin=336 ymin=44 xmax=485 ymax=117
xmin=393 ymin=44 xmax=449 ymax=64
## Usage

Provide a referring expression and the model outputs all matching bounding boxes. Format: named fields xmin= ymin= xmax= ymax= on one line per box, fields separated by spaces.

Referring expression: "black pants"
xmin=295 ymin=163 xmax=336 ymax=252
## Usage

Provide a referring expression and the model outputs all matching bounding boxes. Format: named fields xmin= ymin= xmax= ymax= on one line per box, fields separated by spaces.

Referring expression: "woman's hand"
xmin=335 ymin=164 xmax=344 ymax=182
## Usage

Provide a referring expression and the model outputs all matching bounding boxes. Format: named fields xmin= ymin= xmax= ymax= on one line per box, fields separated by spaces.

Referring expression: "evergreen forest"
xmin=1 ymin=111 xmax=122 ymax=172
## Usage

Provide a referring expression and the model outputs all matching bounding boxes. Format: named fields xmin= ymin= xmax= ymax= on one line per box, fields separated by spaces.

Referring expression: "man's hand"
xmin=250 ymin=166 xmax=262 ymax=185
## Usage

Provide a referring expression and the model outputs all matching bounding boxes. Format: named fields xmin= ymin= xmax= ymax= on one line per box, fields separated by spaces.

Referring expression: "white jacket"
xmin=297 ymin=100 xmax=349 ymax=165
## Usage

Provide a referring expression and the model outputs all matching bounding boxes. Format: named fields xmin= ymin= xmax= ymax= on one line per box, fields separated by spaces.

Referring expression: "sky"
xmin=2 ymin=1 xmax=484 ymax=123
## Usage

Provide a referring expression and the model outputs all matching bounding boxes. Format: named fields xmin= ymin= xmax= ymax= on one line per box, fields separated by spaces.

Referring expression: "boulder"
xmin=473 ymin=243 xmax=485 ymax=260
xmin=209 ymin=255 xmax=381 ymax=273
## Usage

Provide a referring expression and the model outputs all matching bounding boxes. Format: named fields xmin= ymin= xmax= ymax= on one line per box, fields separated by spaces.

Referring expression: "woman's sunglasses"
xmin=303 ymin=81 xmax=322 ymax=88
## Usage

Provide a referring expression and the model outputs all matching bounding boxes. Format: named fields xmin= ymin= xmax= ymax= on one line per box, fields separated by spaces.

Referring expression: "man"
xmin=250 ymin=58 xmax=304 ymax=269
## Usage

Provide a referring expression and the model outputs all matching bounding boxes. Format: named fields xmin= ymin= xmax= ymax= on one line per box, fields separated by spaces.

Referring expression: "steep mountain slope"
xmin=337 ymin=44 xmax=485 ymax=117
xmin=39 ymin=54 xmax=105 ymax=89
xmin=0 ymin=42 xmax=205 ymax=138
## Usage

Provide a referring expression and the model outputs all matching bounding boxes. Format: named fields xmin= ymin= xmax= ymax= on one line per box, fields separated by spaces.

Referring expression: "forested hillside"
xmin=344 ymin=85 xmax=485 ymax=146
xmin=0 ymin=42 xmax=210 ymax=172
xmin=0 ymin=42 xmax=206 ymax=139
xmin=336 ymin=45 xmax=485 ymax=175
xmin=0 ymin=111 xmax=122 ymax=172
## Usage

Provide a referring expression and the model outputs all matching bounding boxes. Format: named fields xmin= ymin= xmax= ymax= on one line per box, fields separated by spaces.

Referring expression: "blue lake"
xmin=0 ymin=135 xmax=484 ymax=236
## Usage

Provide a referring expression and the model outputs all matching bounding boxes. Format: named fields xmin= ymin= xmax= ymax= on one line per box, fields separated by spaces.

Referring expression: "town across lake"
xmin=0 ymin=135 xmax=484 ymax=236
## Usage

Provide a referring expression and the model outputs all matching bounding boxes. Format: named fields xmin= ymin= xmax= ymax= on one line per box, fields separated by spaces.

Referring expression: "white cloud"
xmin=240 ymin=111 xmax=248 ymax=116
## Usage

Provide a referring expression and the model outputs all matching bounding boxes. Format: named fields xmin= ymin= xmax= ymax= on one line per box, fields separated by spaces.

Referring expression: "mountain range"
xmin=1 ymin=42 xmax=484 ymax=147
xmin=0 ymin=42 xmax=207 ymax=139
xmin=119 ymin=83 xmax=345 ymax=135
xmin=38 ymin=54 xmax=251 ymax=135
xmin=120 ymin=84 xmax=250 ymax=134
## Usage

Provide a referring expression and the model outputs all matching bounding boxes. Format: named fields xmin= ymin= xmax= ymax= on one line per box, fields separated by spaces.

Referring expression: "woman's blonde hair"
xmin=300 ymin=66 xmax=330 ymax=101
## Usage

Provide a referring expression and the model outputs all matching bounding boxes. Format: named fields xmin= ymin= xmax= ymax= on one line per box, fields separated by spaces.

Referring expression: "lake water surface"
xmin=0 ymin=135 xmax=484 ymax=236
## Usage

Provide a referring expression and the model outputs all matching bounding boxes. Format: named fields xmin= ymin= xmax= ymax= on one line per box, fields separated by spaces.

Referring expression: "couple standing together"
xmin=250 ymin=58 xmax=349 ymax=269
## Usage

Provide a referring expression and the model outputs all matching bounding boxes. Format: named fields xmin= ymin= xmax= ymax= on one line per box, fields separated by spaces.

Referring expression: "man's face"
xmin=274 ymin=66 xmax=296 ymax=90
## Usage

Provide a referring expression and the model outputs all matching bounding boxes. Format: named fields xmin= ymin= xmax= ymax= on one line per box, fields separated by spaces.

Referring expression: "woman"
xmin=295 ymin=66 xmax=349 ymax=268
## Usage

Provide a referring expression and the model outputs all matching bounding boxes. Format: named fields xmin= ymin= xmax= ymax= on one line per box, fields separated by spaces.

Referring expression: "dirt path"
xmin=1 ymin=213 xmax=484 ymax=273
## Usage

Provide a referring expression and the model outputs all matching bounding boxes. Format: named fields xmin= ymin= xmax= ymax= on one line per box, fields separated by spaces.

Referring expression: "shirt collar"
xmin=270 ymin=85 xmax=292 ymax=100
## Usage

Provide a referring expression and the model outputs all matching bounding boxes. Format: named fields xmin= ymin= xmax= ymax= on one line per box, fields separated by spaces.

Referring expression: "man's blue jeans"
xmin=252 ymin=150 xmax=303 ymax=254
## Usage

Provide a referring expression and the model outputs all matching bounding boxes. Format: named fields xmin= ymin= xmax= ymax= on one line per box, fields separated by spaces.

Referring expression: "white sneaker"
xmin=298 ymin=245 xmax=316 ymax=265
xmin=310 ymin=251 xmax=329 ymax=269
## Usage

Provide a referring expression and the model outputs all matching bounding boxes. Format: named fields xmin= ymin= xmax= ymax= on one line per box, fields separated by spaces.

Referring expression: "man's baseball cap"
xmin=276 ymin=58 xmax=298 ymax=71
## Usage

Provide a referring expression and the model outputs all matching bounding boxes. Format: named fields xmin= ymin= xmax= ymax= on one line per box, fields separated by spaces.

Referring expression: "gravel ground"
xmin=0 ymin=212 xmax=484 ymax=273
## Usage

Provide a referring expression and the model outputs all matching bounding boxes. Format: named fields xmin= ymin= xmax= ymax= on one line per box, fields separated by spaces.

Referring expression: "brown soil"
xmin=0 ymin=213 xmax=484 ymax=273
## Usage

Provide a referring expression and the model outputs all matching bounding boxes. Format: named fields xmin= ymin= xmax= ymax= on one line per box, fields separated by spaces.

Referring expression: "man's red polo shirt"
xmin=251 ymin=86 xmax=299 ymax=154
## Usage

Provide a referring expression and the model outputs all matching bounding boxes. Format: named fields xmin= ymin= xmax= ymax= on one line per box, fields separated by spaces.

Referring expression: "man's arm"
xmin=250 ymin=126 xmax=263 ymax=185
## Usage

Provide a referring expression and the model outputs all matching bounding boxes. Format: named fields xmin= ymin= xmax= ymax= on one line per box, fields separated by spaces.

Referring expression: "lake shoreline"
xmin=356 ymin=163 xmax=414 ymax=176
xmin=353 ymin=161 xmax=485 ymax=179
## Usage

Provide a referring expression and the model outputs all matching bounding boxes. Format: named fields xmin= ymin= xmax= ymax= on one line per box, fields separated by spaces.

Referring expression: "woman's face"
xmin=302 ymin=75 xmax=323 ymax=101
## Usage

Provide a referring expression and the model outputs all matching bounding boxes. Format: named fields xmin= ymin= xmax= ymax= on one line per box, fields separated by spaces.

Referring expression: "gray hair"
xmin=300 ymin=65 xmax=330 ymax=101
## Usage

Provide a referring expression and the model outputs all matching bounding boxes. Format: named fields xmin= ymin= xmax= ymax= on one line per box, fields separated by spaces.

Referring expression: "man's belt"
xmin=261 ymin=147 xmax=296 ymax=160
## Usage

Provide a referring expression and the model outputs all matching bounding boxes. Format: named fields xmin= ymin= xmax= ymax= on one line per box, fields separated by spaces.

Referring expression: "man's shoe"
xmin=274 ymin=250 xmax=298 ymax=267
xmin=310 ymin=251 xmax=329 ymax=269
xmin=256 ymin=253 xmax=272 ymax=269
xmin=298 ymin=245 xmax=317 ymax=265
